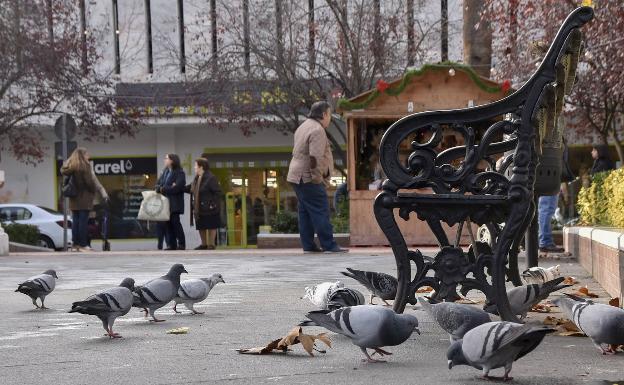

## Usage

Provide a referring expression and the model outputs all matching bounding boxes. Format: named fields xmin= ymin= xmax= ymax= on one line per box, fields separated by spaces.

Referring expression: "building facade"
xmin=0 ymin=0 xmax=464 ymax=247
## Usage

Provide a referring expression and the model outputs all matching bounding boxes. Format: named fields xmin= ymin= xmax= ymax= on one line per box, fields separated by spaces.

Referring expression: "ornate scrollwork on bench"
xmin=374 ymin=7 xmax=593 ymax=322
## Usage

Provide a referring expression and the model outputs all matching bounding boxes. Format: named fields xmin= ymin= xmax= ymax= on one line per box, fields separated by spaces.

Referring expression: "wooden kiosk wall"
xmin=341 ymin=69 xmax=508 ymax=246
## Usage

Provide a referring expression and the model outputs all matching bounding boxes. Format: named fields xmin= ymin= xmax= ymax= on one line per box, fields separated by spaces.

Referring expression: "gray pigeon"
xmin=553 ymin=294 xmax=624 ymax=355
xmin=341 ymin=268 xmax=397 ymax=305
xmin=447 ymin=321 xmax=554 ymax=381
xmin=69 ymin=278 xmax=135 ymax=338
xmin=419 ymin=297 xmax=491 ymax=341
xmin=15 ymin=269 xmax=58 ymax=309
xmin=173 ymin=273 xmax=225 ymax=314
xmin=305 ymin=305 xmax=419 ymax=362
xmin=327 ymin=287 xmax=366 ymax=310
xmin=484 ymin=277 xmax=570 ymax=319
xmin=132 ymin=264 xmax=187 ymax=322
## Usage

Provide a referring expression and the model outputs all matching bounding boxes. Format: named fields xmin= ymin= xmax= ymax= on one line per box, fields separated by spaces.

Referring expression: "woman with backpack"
xmin=185 ymin=158 xmax=221 ymax=250
xmin=61 ymin=148 xmax=108 ymax=252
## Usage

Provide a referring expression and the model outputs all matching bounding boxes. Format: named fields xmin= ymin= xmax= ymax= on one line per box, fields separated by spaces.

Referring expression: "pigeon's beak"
xmin=183 ymin=269 xmax=188 ymax=274
xmin=414 ymin=327 xmax=421 ymax=335
xmin=220 ymin=278 xmax=226 ymax=284
xmin=447 ymin=360 xmax=453 ymax=370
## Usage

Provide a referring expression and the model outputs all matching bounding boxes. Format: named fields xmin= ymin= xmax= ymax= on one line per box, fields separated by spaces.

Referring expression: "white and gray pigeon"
xmin=173 ymin=273 xmax=225 ymax=314
xmin=327 ymin=287 xmax=366 ymax=310
xmin=341 ymin=268 xmax=397 ymax=305
xmin=553 ymin=294 xmax=624 ymax=355
xmin=447 ymin=321 xmax=554 ymax=381
xmin=132 ymin=263 xmax=187 ymax=322
xmin=69 ymin=278 xmax=135 ymax=338
xmin=302 ymin=281 xmax=344 ymax=309
xmin=305 ymin=305 xmax=420 ymax=363
xmin=483 ymin=277 xmax=570 ymax=320
xmin=15 ymin=269 xmax=58 ymax=309
xmin=419 ymin=297 xmax=492 ymax=342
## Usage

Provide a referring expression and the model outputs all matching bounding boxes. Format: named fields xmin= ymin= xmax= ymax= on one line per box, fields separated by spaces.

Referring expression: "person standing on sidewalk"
xmin=287 ymin=101 xmax=347 ymax=254
xmin=155 ymin=153 xmax=186 ymax=250
xmin=61 ymin=148 xmax=108 ymax=252
xmin=185 ymin=158 xmax=221 ymax=250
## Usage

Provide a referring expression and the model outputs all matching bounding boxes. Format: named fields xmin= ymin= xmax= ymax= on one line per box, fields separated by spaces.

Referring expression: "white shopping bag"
xmin=137 ymin=191 xmax=170 ymax=221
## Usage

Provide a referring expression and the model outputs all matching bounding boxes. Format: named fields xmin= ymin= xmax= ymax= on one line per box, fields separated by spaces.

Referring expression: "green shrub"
xmin=270 ymin=211 xmax=299 ymax=234
xmin=2 ymin=223 xmax=40 ymax=245
xmin=578 ymin=168 xmax=624 ymax=227
xmin=331 ymin=198 xmax=350 ymax=233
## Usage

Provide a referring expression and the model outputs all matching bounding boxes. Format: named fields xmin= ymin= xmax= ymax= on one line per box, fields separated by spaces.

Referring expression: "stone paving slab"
xmin=0 ymin=250 xmax=622 ymax=385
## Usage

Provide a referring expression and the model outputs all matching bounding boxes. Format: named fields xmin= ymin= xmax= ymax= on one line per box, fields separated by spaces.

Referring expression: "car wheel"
xmin=38 ymin=235 xmax=55 ymax=250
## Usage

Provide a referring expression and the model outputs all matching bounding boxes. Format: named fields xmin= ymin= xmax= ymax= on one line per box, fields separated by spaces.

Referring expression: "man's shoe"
xmin=323 ymin=247 xmax=349 ymax=253
xmin=164 ymin=247 xmax=177 ymax=251
xmin=206 ymin=245 xmax=216 ymax=250
xmin=539 ymin=245 xmax=564 ymax=253
xmin=304 ymin=246 xmax=323 ymax=253
xmin=194 ymin=245 xmax=208 ymax=250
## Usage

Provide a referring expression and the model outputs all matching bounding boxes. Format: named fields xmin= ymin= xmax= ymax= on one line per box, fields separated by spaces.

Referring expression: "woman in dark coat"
xmin=155 ymin=153 xmax=186 ymax=250
xmin=185 ymin=158 xmax=222 ymax=250
xmin=61 ymin=147 xmax=108 ymax=252
xmin=590 ymin=144 xmax=616 ymax=175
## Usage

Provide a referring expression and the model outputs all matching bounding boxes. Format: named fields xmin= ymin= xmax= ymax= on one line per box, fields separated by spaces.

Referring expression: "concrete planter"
xmin=564 ymin=226 xmax=624 ymax=301
xmin=257 ymin=233 xmax=350 ymax=249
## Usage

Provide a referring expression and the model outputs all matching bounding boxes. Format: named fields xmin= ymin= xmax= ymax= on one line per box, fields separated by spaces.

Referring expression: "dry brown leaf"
xmin=562 ymin=276 xmax=579 ymax=285
xmin=455 ymin=297 xmax=482 ymax=304
xmin=238 ymin=327 xmax=331 ymax=356
xmin=609 ymin=297 xmax=620 ymax=307
xmin=543 ymin=316 xmax=586 ymax=336
xmin=576 ymin=286 xmax=599 ymax=298
xmin=416 ymin=286 xmax=433 ymax=293
xmin=530 ymin=304 xmax=552 ymax=313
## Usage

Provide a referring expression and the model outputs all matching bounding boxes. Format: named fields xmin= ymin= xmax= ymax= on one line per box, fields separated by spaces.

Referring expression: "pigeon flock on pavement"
xmin=13 ymin=261 xmax=624 ymax=380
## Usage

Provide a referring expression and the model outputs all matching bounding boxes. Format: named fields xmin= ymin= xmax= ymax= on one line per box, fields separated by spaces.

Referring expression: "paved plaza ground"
xmin=0 ymin=249 xmax=622 ymax=385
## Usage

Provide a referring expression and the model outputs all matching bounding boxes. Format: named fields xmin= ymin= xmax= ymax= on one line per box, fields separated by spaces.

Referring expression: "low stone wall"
xmin=257 ymin=233 xmax=350 ymax=249
xmin=564 ymin=227 xmax=624 ymax=299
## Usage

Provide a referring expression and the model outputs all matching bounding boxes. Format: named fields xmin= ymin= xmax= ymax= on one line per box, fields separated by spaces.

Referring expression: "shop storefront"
xmin=55 ymin=156 xmax=158 ymax=239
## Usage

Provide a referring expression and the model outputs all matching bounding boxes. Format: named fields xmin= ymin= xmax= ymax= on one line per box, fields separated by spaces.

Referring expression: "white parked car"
xmin=0 ymin=204 xmax=72 ymax=250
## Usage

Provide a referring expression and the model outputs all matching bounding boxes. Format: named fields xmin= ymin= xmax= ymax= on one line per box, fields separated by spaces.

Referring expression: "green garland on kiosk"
xmin=337 ymin=61 xmax=509 ymax=111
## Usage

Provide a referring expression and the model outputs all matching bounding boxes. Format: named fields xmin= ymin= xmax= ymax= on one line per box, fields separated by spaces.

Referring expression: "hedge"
xmin=577 ymin=168 xmax=624 ymax=227
xmin=1 ymin=223 xmax=41 ymax=245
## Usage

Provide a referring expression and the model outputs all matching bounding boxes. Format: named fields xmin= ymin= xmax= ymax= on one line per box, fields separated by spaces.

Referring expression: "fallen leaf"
xmin=166 ymin=327 xmax=189 ymax=335
xmin=609 ymin=297 xmax=620 ymax=307
xmin=416 ymin=286 xmax=433 ymax=293
xmin=576 ymin=286 xmax=599 ymax=298
xmin=238 ymin=327 xmax=331 ymax=356
xmin=562 ymin=276 xmax=579 ymax=285
xmin=455 ymin=297 xmax=482 ymax=304
xmin=543 ymin=316 xmax=586 ymax=336
xmin=531 ymin=304 xmax=552 ymax=313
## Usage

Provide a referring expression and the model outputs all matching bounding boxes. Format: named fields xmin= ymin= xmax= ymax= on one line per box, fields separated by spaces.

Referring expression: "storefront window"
xmin=56 ymin=156 xmax=158 ymax=239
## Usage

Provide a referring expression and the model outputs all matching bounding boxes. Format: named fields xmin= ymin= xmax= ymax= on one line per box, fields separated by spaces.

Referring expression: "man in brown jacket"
xmin=287 ymin=101 xmax=347 ymax=253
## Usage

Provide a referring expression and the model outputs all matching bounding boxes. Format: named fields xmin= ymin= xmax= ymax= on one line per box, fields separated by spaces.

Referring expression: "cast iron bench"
xmin=374 ymin=7 xmax=593 ymax=322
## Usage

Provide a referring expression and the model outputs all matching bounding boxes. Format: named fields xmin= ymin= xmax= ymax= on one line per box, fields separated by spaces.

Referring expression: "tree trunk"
xmin=610 ymin=124 xmax=624 ymax=164
xmin=462 ymin=0 xmax=492 ymax=77
xmin=440 ymin=0 xmax=448 ymax=62
xmin=406 ymin=0 xmax=415 ymax=67
xmin=307 ymin=0 xmax=315 ymax=73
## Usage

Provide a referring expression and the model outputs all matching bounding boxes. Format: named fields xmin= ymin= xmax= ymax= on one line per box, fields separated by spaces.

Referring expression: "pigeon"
xmin=302 ymin=281 xmax=344 ymax=309
xmin=341 ymin=268 xmax=397 ymax=305
xmin=304 ymin=305 xmax=419 ymax=363
xmin=69 ymin=278 xmax=135 ymax=338
xmin=15 ymin=269 xmax=58 ymax=309
xmin=419 ymin=297 xmax=491 ymax=342
xmin=173 ymin=273 xmax=225 ymax=314
xmin=132 ymin=264 xmax=187 ymax=322
xmin=447 ymin=321 xmax=554 ymax=381
xmin=484 ymin=277 xmax=570 ymax=319
xmin=327 ymin=287 xmax=366 ymax=310
xmin=521 ymin=264 xmax=561 ymax=285
xmin=553 ymin=294 xmax=624 ymax=355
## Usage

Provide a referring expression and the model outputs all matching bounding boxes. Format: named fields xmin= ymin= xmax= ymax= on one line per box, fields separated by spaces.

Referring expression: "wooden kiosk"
xmin=338 ymin=63 xmax=510 ymax=246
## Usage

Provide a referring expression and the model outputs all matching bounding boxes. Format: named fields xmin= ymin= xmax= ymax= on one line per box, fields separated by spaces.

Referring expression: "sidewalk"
xmin=0 ymin=250 xmax=621 ymax=385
